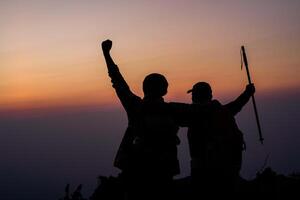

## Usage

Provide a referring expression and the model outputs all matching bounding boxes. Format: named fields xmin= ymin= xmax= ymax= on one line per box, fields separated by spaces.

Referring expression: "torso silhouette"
xmin=108 ymin=64 xmax=187 ymax=177
xmin=188 ymin=89 xmax=253 ymax=177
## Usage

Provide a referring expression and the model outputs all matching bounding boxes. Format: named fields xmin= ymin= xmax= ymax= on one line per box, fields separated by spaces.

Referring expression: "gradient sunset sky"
xmin=1 ymin=1 xmax=300 ymax=200
xmin=1 ymin=0 xmax=299 ymax=111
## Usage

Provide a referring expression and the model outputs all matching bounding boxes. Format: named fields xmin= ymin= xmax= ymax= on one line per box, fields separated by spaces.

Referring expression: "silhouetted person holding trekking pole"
xmin=187 ymin=82 xmax=255 ymax=198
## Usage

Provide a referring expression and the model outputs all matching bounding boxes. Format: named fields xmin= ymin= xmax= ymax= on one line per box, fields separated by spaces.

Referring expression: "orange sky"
xmin=1 ymin=0 xmax=300 ymax=111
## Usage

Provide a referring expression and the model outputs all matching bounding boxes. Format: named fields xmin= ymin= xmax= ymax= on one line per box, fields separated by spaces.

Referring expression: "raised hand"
xmin=246 ymin=83 xmax=255 ymax=95
xmin=101 ymin=39 xmax=112 ymax=53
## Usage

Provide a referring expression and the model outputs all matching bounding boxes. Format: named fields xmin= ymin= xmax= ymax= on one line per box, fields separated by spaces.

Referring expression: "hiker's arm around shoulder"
xmin=168 ymin=102 xmax=191 ymax=127
xmin=170 ymin=100 xmax=221 ymax=127
xmin=226 ymin=83 xmax=255 ymax=116
xmin=101 ymin=40 xmax=139 ymax=108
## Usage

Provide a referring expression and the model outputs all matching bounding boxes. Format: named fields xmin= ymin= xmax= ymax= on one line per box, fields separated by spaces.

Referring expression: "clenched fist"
xmin=102 ymin=40 xmax=112 ymax=52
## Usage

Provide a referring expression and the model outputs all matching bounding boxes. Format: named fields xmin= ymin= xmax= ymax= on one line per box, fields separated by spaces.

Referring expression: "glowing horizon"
xmin=1 ymin=0 xmax=300 ymax=111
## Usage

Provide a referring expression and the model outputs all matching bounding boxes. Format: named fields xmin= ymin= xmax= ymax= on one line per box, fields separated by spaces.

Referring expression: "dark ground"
xmin=59 ymin=167 xmax=300 ymax=200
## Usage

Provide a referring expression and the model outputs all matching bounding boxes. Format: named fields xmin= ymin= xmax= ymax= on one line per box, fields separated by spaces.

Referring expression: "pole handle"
xmin=241 ymin=46 xmax=252 ymax=84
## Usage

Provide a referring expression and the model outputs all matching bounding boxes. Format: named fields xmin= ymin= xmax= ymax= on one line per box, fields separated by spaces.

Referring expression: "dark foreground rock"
xmin=59 ymin=168 xmax=300 ymax=200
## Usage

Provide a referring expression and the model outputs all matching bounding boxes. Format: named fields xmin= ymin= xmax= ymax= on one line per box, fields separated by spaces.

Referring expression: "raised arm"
xmin=102 ymin=40 xmax=130 ymax=93
xmin=102 ymin=40 xmax=115 ymax=66
xmin=101 ymin=40 xmax=140 ymax=110
xmin=225 ymin=84 xmax=255 ymax=116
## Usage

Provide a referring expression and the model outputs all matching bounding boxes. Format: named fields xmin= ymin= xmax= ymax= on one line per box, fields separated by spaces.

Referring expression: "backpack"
xmin=188 ymin=103 xmax=245 ymax=173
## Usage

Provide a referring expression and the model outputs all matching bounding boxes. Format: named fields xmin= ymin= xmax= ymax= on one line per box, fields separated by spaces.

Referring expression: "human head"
xmin=143 ymin=73 xmax=168 ymax=98
xmin=187 ymin=82 xmax=212 ymax=103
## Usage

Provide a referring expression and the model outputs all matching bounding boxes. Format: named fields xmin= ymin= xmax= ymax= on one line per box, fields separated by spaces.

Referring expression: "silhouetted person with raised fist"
xmin=187 ymin=82 xmax=255 ymax=198
xmin=101 ymin=39 xmax=193 ymax=200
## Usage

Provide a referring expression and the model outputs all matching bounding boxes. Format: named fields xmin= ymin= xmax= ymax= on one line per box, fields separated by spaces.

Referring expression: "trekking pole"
xmin=241 ymin=46 xmax=264 ymax=144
